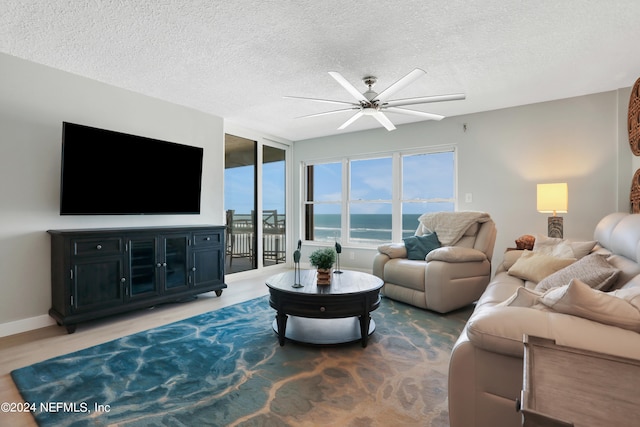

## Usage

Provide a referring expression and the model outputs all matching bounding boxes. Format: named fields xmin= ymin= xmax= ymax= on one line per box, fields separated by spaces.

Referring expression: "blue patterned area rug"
xmin=11 ymin=295 xmax=470 ymax=427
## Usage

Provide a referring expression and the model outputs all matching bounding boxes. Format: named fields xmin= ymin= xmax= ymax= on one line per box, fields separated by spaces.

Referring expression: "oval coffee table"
xmin=266 ymin=269 xmax=383 ymax=347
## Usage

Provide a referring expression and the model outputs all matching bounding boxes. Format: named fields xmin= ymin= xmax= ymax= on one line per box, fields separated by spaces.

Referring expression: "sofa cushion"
xmin=507 ymin=250 xmax=575 ymax=283
xmin=502 ymin=249 xmax=525 ymax=270
xmin=403 ymin=232 xmax=440 ymax=260
xmin=540 ymin=279 xmax=640 ymax=332
xmin=535 ymin=253 xmax=620 ymax=292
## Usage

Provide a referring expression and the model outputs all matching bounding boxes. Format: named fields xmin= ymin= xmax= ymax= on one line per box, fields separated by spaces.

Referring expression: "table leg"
xmin=275 ymin=311 xmax=288 ymax=346
xmin=359 ymin=313 xmax=371 ymax=348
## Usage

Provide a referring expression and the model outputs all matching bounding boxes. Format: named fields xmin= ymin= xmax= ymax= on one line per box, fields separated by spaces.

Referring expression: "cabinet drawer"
xmin=73 ymin=238 xmax=123 ymax=256
xmin=193 ymin=232 xmax=222 ymax=247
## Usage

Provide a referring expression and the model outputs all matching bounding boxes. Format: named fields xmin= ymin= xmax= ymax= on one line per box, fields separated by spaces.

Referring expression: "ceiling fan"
xmin=285 ymin=68 xmax=465 ymax=131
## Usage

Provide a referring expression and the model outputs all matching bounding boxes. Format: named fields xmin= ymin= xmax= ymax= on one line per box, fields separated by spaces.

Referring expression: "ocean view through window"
xmin=304 ymin=148 xmax=456 ymax=245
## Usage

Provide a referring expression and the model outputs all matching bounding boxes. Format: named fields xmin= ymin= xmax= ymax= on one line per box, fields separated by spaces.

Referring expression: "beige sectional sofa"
xmin=448 ymin=212 xmax=640 ymax=427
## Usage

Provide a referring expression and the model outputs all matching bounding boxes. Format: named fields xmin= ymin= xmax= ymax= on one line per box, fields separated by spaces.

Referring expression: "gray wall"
xmin=0 ymin=53 xmax=225 ymax=332
xmin=293 ymin=89 xmax=634 ymax=270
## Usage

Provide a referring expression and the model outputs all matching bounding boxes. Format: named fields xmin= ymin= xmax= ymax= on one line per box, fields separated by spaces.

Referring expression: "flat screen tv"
xmin=60 ymin=122 xmax=203 ymax=215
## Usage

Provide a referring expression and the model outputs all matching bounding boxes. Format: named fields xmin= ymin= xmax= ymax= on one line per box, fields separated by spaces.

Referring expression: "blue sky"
xmin=225 ymin=161 xmax=285 ymax=215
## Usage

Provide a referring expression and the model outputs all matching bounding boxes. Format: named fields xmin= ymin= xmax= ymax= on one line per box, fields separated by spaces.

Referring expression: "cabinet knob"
xmin=96 ymin=244 xmax=102 ymax=250
xmin=157 ymin=263 xmax=162 ymax=267
xmin=121 ymin=277 xmax=126 ymax=283
xmin=162 ymin=262 xmax=167 ymax=267
xmin=192 ymin=267 xmax=197 ymax=271
xmin=205 ymin=237 xmax=211 ymax=241
xmin=320 ymin=306 xmax=326 ymax=312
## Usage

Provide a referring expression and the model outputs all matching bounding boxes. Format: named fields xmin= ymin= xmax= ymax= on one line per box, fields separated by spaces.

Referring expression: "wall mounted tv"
xmin=60 ymin=122 xmax=204 ymax=215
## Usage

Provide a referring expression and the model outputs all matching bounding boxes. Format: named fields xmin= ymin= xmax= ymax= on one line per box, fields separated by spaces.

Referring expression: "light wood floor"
xmin=0 ymin=271 xmax=273 ymax=427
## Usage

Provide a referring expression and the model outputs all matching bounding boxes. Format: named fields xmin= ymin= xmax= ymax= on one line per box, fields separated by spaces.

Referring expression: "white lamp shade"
xmin=537 ymin=183 xmax=568 ymax=214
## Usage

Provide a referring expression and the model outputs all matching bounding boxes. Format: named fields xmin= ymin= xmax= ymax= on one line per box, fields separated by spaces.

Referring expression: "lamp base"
xmin=548 ymin=216 xmax=563 ymax=238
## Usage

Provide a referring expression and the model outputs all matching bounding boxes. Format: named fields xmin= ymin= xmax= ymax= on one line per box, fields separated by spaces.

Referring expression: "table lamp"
xmin=537 ymin=183 xmax=568 ymax=238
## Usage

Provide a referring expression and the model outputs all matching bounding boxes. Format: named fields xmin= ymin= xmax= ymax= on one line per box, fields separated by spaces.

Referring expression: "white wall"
xmin=293 ymin=89 xmax=634 ymax=270
xmin=0 ymin=53 xmax=225 ymax=333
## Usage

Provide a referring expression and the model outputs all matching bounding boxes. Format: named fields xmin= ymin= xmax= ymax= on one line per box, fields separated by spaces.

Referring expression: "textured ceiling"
xmin=2 ymin=1 xmax=640 ymax=141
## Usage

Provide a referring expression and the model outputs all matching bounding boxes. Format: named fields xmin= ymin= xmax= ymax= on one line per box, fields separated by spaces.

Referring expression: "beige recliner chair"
xmin=372 ymin=211 xmax=497 ymax=313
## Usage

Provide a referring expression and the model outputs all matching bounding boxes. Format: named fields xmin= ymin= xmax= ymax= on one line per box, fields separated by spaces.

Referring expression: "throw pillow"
xmin=569 ymin=240 xmax=597 ymax=259
xmin=533 ymin=234 xmax=565 ymax=254
xmin=535 ymin=253 xmax=620 ymax=292
xmin=403 ymin=232 xmax=440 ymax=261
xmin=498 ymin=287 xmax=543 ymax=308
xmin=533 ymin=235 xmax=575 ymax=258
xmin=507 ymin=250 xmax=575 ymax=283
xmin=539 ymin=279 xmax=640 ymax=332
xmin=533 ymin=234 xmax=596 ymax=259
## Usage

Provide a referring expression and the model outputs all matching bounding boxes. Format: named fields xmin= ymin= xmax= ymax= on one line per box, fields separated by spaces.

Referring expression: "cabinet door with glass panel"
xmin=127 ymin=234 xmax=189 ymax=298
xmin=127 ymin=237 xmax=161 ymax=299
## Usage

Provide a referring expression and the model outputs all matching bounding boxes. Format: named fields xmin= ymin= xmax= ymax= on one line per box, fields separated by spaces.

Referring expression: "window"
xmin=304 ymin=162 xmax=342 ymax=241
xmin=401 ymin=151 xmax=455 ymax=238
xmin=304 ymin=148 xmax=455 ymax=245
xmin=349 ymin=157 xmax=393 ymax=243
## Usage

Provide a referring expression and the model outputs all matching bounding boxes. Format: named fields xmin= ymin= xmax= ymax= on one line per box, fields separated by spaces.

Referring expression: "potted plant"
xmin=309 ymin=247 xmax=336 ymax=285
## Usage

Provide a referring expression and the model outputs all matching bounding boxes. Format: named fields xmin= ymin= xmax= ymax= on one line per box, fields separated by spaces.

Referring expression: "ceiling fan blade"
xmin=328 ymin=72 xmax=369 ymax=103
xmin=338 ymin=111 xmax=364 ymax=130
xmin=283 ymin=96 xmax=357 ymax=107
xmin=385 ymin=106 xmax=445 ymax=121
xmin=375 ymin=68 xmax=426 ymax=103
xmin=373 ymin=111 xmax=396 ymax=131
xmin=296 ymin=108 xmax=358 ymax=119
xmin=384 ymin=93 xmax=466 ymax=107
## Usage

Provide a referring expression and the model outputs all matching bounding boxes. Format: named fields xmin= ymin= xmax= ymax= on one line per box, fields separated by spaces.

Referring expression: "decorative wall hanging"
xmin=629 ymin=77 xmax=640 ymax=155
xmin=631 ymin=168 xmax=640 ymax=213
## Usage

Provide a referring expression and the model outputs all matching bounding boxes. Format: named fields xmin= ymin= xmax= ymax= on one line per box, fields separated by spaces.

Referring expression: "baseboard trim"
xmin=0 ymin=315 xmax=57 ymax=338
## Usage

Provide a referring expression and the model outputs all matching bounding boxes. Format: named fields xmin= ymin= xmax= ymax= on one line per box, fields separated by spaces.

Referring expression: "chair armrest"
xmin=426 ymin=246 xmax=487 ymax=263
xmin=377 ymin=243 xmax=407 ymax=259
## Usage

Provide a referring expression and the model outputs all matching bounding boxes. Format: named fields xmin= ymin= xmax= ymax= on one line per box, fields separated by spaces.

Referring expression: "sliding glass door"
xmin=224 ymin=134 xmax=288 ymax=274
xmin=262 ymin=145 xmax=286 ymax=266
xmin=224 ymin=135 xmax=257 ymax=273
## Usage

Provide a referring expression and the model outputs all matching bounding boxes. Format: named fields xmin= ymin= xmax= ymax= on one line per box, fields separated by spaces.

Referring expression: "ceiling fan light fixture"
xmin=286 ymin=68 xmax=465 ymax=131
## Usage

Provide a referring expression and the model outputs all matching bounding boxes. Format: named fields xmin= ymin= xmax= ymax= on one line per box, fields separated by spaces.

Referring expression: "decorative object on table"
xmin=515 ymin=234 xmax=536 ymax=250
xmin=292 ymin=239 xmax=302 ymax=288
xmin=309 ymin=247 xmax=336 ymax=285
xmin=537 ymin=183 xmax=568 ymax=238
xmin=629 ymin=76 xmax=640 ymax=155
xmin=334 ymin=241 xmax=343 ymax=274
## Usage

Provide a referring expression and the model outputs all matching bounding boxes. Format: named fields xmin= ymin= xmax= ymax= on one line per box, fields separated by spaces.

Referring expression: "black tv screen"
xmin=60 ymin=122 xmax=203 ymax=215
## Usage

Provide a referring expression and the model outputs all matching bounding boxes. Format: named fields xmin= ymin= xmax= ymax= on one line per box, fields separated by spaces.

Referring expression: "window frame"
xmin=302 ymin=145 xmax=457 ymax=246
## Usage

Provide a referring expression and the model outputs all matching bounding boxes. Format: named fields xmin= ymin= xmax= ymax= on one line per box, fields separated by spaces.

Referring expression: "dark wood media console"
xmin=48 ymin=225 xmax=227 ymax=333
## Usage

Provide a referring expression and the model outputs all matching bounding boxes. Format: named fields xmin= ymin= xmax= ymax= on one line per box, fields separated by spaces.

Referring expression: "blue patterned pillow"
xmin=403 ymin=232 xmax=440 ymax=260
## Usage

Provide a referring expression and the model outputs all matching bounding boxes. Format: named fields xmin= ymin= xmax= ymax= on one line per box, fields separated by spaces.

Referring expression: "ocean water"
xmin=313 ymin=214 xmax=426 ymax=242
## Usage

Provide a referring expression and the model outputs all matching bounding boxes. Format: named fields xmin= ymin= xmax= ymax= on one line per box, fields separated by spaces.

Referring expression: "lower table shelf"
xmin=271 ymin=316 xmax=375 ymax=345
